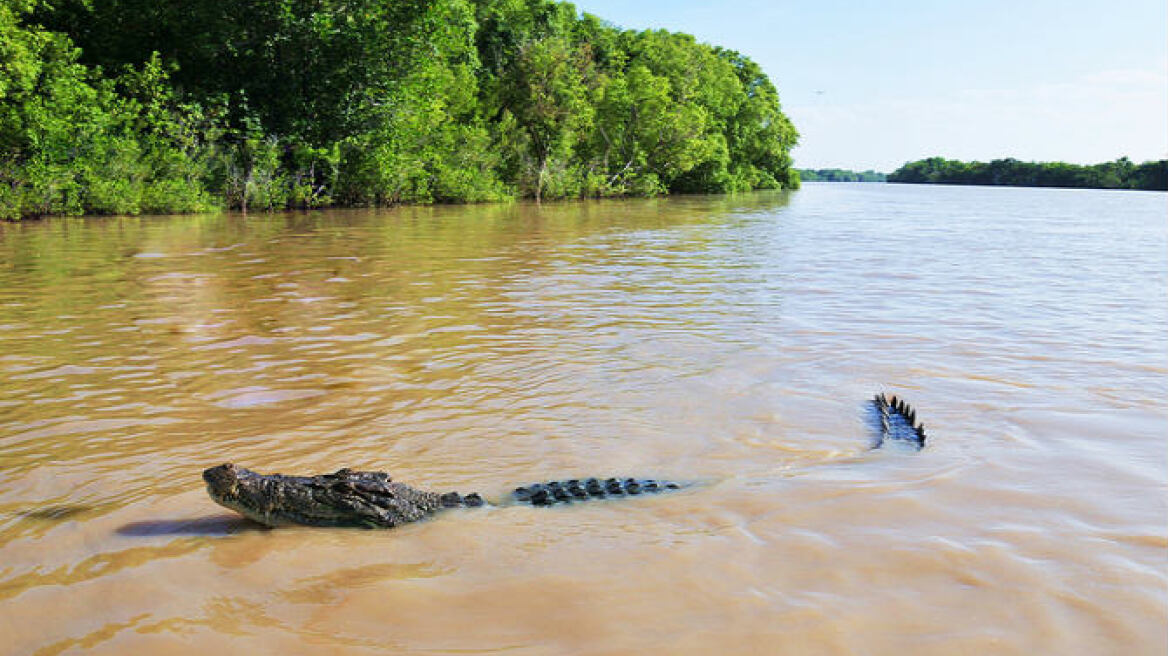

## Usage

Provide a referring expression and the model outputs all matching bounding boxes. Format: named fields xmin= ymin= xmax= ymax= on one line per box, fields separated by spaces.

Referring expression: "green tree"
xmin=8 ymin=0 xmax=802 ymax=217
xmin=505 ymin=35 xmax=594 ymax=201
xmin=1 ymin=1 xmax=214 ymax=218
xmin=889 ymin=156 xmax=1167 ymax=190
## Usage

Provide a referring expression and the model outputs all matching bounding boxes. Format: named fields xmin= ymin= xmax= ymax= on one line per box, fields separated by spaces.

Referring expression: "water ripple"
xmin=0 ymin=188 xmax=1164 ymax=652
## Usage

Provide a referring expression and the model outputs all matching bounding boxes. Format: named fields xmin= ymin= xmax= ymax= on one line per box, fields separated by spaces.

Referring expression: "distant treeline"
xmin=797 ymin=168 xmax=886 ymax=182
xmin=1 ymin=0 xmax=799 ymax=220
xmin=888 ymin=157 xmax=1167 ymax=191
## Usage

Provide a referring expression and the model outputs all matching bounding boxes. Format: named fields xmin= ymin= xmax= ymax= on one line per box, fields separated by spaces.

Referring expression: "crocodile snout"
xmin=202 ymin=463 xmax=240 ymax=493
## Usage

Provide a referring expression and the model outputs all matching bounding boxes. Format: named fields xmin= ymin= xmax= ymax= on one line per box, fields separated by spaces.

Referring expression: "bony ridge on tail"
xmin=871 ymin=392 xmax=926 ymax=449
xmin=204 ymin=393 xmax=927 ymax=529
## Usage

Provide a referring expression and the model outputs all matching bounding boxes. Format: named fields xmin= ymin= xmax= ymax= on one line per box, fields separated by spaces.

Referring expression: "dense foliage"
xmin=1 ymin=0 xmax=798 ymax=219
xmin=797 ymin=168 xmax=885 ymax=182
xmin=888 ymin=157 xmax=1167 ymax=191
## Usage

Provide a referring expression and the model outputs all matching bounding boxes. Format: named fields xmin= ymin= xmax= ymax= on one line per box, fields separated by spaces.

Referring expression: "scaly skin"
xmin=512 ymin=477 xmax=682 ymax=505
xmin=202 ymin=464 xmax=480 ymax=528
xmin=204 ymin=394 xmax=926 ymax=528
xmin=203 ymin=464 xmax=682 ymax=528
xmin=872 ymin=393 xmax=927 ymax=449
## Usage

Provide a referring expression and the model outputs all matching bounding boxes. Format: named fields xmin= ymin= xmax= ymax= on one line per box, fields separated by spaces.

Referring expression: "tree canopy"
xmin=1 ymin=0 xmax=799 ymax=219
xmin=888 ymin=157 xmax=1167 ymax=191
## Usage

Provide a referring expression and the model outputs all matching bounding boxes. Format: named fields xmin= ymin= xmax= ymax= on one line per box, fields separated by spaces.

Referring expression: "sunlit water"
xmin=1 ymin=183 xmax=1165 ymax=655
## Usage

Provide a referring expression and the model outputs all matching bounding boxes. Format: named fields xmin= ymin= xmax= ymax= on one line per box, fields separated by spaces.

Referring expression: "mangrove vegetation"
xmin=0 ymin=0 xmax=799 ymax=219
xmin=797 ymin=168 xmax=885 ymax=182
xmin=888 ymin=157 xmax=1167 ymax=191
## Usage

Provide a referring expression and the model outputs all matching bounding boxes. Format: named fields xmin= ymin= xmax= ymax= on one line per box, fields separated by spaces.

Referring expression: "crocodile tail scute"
xmin=872 ymin=393 xmax=927 ymax=449
xmin=512 ymin=477 xmax=683 ymax=506
xmin=439 ymin=491 xmax=486 ymax=508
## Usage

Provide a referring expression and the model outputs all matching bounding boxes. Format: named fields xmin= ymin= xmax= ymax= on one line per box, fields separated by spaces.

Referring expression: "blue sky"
xmin=570 ymin=0 xmax=1168 ymax=171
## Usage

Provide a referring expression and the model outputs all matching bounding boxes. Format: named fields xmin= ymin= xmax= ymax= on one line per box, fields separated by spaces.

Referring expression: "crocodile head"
xmin=202 ymin=463 xmax=446 ymax=528
xmin=203 ymin=463 xmax=285 ymax=526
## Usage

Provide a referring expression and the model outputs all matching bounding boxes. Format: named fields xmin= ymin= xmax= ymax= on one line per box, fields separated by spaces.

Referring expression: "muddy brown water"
xmin=1 ymin=184 xmax=1165 ymax=654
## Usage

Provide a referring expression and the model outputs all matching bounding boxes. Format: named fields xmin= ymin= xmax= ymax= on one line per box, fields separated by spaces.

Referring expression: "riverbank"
xmin=888 ymin=156 xmax=1167 ymax=190
xmin=2 ymin=0 xmax=798 ymax=221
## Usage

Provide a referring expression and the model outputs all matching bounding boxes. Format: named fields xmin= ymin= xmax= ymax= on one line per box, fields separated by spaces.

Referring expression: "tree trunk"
xmin=535 ymin=158 xmax=546 ymax=204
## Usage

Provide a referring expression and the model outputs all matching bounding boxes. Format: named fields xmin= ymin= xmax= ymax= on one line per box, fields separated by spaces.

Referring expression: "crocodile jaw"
xmin=203 ymin=463 xmax=286 ymax=526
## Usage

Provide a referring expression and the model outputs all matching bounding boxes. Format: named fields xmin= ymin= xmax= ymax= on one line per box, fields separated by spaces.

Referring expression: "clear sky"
xmin=569 ymin=0 xmax=1168 ymax=172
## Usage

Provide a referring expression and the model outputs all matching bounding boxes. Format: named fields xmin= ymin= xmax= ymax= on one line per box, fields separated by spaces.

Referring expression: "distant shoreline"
xmin=887 ymin=157 xmax=1167 ymax=191
xmin=797 ymin=169 xmax=886 ymax=182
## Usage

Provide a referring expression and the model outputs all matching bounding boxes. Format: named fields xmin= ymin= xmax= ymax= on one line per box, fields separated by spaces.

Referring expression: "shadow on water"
xmin=116 ymin=515 xmax=266 ymax=537
xmin=15 ymin=506 xmax=262 ymax=537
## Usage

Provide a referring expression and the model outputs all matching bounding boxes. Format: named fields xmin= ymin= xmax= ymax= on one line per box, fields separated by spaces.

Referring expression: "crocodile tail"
xmin=511 ymin=477 xmax=683 ymax=506
xmin=872 ymin=393 xmax=927 ymax=449
xmin=439 ymin=491 xmax=486 ymax=508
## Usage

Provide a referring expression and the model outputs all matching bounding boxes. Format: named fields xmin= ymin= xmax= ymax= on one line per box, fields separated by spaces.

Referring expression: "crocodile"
xmin=203 ymin=394 xmax=926 ymax=529
xmin=203 ymin=464 xmax=682 ymax=528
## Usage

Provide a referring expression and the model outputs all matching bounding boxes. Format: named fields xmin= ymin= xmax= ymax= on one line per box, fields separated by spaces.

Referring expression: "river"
xmin=1 ymin=183 xmax=1165 ymax=654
